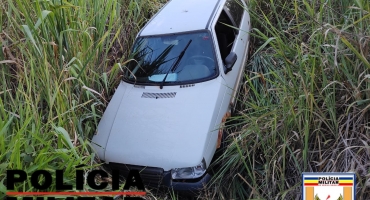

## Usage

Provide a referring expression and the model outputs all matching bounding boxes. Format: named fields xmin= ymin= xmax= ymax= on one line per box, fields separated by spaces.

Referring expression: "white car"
xmin=92 ymin=0 xmax=251 ymax=191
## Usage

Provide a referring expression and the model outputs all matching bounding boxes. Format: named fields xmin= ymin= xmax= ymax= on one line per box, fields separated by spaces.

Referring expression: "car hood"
xmin=101 ymin=80 xmax=224 ymax=171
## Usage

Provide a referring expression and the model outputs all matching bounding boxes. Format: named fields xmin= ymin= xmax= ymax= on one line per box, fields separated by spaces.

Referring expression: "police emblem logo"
xmin=302 ymin=173 xmax=356 ymax=200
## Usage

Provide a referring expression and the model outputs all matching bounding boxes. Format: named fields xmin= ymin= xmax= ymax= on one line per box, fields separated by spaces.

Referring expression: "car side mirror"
xmin=224 ymin=52 xmax=237 ymax=74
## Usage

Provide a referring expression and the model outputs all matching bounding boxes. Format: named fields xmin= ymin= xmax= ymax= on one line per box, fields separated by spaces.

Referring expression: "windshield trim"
xmin=122 ymin=29 xmax=220 ymax=86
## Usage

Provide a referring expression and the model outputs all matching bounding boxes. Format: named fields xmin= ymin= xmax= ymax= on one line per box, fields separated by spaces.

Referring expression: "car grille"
xmin=141 ymin=92 xmax=176 ymax=99
xmin=109 ymin=163 xmax=164 ymax=187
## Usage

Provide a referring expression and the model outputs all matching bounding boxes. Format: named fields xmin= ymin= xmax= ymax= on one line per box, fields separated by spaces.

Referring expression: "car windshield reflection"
xmin=123 ymin=31 xmax=218 ymax=85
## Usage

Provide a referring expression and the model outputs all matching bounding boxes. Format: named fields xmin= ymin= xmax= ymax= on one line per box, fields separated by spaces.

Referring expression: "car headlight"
xmin=171 ymin=158 xmax=207 ymax=179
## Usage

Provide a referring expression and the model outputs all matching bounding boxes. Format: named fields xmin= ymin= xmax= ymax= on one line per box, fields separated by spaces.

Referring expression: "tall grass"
xmin=2 ymin=0 xmax=369 ymax=199
xmin=0 ymin=0 xmax=164 ymax=198
xmin=212 ymin=0 xmax=370 ymax=199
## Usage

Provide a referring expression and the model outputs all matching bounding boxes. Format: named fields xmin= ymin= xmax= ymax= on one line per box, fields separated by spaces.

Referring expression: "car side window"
xmin=224 ymin=0 xmax=244 ymax=28
xmin=215 ymin=10 xmax=236 ymax=63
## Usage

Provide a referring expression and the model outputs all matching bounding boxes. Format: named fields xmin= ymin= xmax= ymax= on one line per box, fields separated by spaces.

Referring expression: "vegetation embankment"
xmin=212 ymin=0 xmax=370 ymax=199
xmin=1 ymin=0 xmax=369 ymax=199
xmin=0 ymin=0 xmax=165 ymax=199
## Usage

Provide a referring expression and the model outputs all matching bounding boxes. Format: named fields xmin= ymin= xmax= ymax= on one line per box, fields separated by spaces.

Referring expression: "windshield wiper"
xmin=160 ymin=40 xmax=192 ymax=89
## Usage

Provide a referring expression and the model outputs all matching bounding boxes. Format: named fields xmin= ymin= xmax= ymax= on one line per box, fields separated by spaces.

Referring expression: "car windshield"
xmin=123 ymin=31 xmax=217 ymax=85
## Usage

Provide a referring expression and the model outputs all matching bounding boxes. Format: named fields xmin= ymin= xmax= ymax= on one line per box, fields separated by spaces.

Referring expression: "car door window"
xmin=224 ymin=0 xmax=244 ymax=28
xmin=215 ymin=10 xmax=236 ymax=63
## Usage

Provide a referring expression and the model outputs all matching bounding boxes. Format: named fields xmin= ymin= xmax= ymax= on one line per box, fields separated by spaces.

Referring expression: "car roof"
xmin=139 ymin=0 xmax=223 ymax=36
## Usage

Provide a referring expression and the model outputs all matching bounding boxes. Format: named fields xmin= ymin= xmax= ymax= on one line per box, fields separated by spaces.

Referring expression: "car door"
xmin=206 ymin=0 xmax=251 ymax=158
xmin=213 ymin=0 xmax=251 ymax=110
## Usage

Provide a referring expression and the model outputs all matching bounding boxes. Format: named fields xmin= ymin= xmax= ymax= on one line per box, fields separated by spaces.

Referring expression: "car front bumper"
xmin=107 ymin=162 xmax=211 ymax=192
